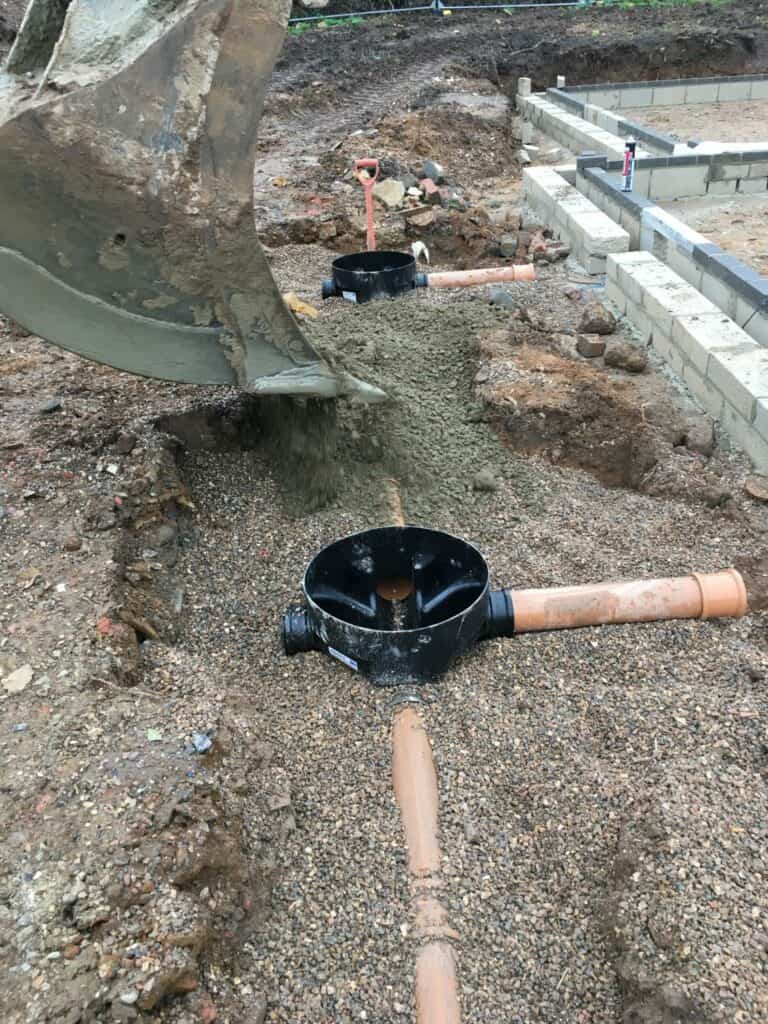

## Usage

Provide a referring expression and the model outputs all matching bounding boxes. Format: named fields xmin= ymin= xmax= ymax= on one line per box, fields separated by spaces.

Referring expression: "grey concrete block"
xmin=554 ymin=164 xmax=578 ymax=184
xmin=620 ymin=87 xmax=653 ymax=107
xmin=755 ymin=398 xmax=768 ymax=443
xmin=749 ymin=79 xmax=768 ymax=100
xmin=618 ymin=209 xmax=642 ymax=247
xmin=613 ymin=252 xmax=657 ymax=306
xmin=706 ymin=179 xmax=738 ymax=196
xmin=652 ymin=328 xmax=686 ymax=376
xmin=650 ymin=230 xmax=670 ymax=264
xmin=649 ymin=166 xmax=708 ymax=200
xmin=651 ymin=84 xmax=686 ymax=105
xmin=625 ymin=296 xmax=654 ymax=345
xmin=684 ymin=83 xmax=719 ymax=103
xmin=602 ymin=199 xmax=622 ymax=225
xmin=699 ymin=270 xmax=738 ymax=320
xmin=682 ymin=361 xmax=725 ymax=419
xmin=626 ymin=168 xmax=652 ymax=196
xmin=735 ymin=295 xmax=760 ymax=331
xmin=641 ymin=278 xmax=717 ymax=337
xmin=666 ymin=246 xmax=702 ymax=291
xmin=605 ymin=277 xmax=627 ymax=314
xmin=592 ymin=109 xmax=611 ymax=131
xmin=738 ymin=177 xmax=768 ymax=194
xmin=707 ymin=345 xmax=768 ymax=417
xmin=585 ymin=254 xmax=607 ymax=276
xmin=586 ymin=88 xmax=621 ymax=109
xmin=671 ymin=312 xmax=755 ymax=375
xmin=711 ymin=161 xmax=752 ymax=182
xmin=582 ymin=221 xmax=631 ymax=256
xmin=746 ymin=310 xmax=768 ymax=347
xmin=719 ymin=401 xmax=768 ymax=472
xmin=717 ymin=80 xmax=752 ymax=101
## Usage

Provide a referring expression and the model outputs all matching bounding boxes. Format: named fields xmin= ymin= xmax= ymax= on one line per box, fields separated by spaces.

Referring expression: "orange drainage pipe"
xmin=386 ymin=476 xmax=406 ymax=529
xmin=386 ymin=478 xmax=461 ymax=1023
xmin=510 ymin=568 xmax=748 ymax=634
xmin=392 ymin=705 xmax=462 ymax=1024
xmin=426 ymin=264 xmax=535 ymax=289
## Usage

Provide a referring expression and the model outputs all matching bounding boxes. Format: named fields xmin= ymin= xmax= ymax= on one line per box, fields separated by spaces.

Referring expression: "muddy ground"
xmin=623 ymin=98 xmax=768 ymax=144
xmin=1 ymin=3 xmax=768 ymax=1024
xmin=663 ymin=193 xmax=768 ymax=279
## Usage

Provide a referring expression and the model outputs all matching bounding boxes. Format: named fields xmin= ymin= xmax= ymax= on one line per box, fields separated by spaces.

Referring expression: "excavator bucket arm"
xmin=0 ymin=0 xmax=383 ymax=401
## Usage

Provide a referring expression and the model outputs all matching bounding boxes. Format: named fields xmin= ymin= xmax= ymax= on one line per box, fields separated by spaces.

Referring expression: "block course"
xmin=523 ymin=166 xmax=629 ymax=274
xmin=577 ymin=160 xmax=768 ymax=349
xmin=606 ymin=252 xmax=768 ymax=470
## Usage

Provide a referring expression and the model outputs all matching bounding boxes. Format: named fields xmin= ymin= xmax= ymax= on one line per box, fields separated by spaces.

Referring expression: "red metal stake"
xmin=354 ymin=158 xmax=379 ymax=251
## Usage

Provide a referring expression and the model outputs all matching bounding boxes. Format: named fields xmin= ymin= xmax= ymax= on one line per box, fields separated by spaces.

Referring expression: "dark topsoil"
xmin=277 ymin=0 xmax=768 ymax=99
xmin=8 ymin=1 xmax=763 ymax=85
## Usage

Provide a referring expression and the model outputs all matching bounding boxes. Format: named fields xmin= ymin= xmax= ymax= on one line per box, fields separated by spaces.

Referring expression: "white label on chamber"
xmin=342 ymin=290 xmax=357 ymax=303
xmin=328 ymin=646 xmax=359 ymax=671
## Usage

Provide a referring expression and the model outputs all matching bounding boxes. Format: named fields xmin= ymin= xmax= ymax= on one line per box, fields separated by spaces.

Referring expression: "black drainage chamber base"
xmin=321 ymin=251 xmax=427 ymax=303
xmin=282 ymin=526 xmax=514 ymax=684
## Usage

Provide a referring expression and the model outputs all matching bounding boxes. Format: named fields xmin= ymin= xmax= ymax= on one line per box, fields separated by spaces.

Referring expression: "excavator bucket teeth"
xmin=0 ymin=0 xmax=384 ymax=401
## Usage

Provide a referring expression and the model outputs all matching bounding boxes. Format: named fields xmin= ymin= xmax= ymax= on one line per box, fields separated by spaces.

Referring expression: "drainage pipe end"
xmin=691 ymin=568 xmax=748 ymax=619
xmin=282 ymin=605 xmax=318 ymax=654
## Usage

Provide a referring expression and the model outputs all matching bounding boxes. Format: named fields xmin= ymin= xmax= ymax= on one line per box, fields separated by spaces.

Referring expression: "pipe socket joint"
xmin=282 ymin=605 xmax=318 ymax=655
xmin=321 ymin=279 xmax=337 ymax=300
xmin=415 ymin=272 xmax=428 ymax=289
xmin=482 ymin=588 xmax=515 ymax=639
xmin=691 ymin=568 xmax=748 ymax=619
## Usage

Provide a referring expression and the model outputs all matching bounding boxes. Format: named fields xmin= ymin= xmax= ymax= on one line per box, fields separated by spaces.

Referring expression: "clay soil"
xmin=1 ymin=3 xmax=768 ymax=1024
xmin=623 ymin=98 xmax=768 ymax=144
xmin=619 ymin=97 xmax=768 ymax=278
xmin=663 ymin=193 xmax=768 ymax=278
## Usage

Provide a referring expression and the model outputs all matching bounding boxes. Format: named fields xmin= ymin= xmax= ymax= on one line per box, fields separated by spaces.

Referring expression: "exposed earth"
xmin=663 ymin=193 xmax=768 ymax=279
xmin=1 ymin=3 xmax=768 ymax=1024
xmin=623 ymin=98 xmax=768 ymax=143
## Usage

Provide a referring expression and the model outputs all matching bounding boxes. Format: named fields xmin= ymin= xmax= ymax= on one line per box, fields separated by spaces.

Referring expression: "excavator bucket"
xmin=0 ymin=0 xmax=383 ymax=401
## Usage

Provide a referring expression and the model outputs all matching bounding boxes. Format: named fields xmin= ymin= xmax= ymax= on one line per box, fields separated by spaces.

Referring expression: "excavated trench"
xmin=3 ymin=3 xmax=767 ymax=1021
xmin=136 ymin=270 xmax=768 ymax=1022
xmin=144 ymin=38 xmax=768 ymax=1009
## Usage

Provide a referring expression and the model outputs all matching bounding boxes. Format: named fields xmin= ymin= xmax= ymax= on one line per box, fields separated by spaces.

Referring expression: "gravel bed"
xmin=161 ymin=255 xmax=768 ymax=1022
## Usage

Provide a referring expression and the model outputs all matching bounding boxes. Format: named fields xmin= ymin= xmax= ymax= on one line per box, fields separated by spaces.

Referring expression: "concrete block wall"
xmin=518 ymin=94 xmax=641 ymax=161
xmin=524 ymin=84 xmax=768 ymax=350
xmin=546 ymin=89 xmax=677 ymax=155
xmin=523 ymin=166 xmax=630 ymax=275
xmin=560 ymin=74 xmax=768 ymax=110
xmin=605 ymin=251 xmax=768 ymax=470
xmin=583 ymin=156 xmax=768 ymax=203
xmin=546 ymin=76 xmax=768 ymax=163
xmin=704 ymin=154 xmax=768 ymax=195
xmin=637 ymin=155 xmax=768 ymax=200
xmin=577 ymin=162 xmax=768 ymax=349
xmin=576 ymin=165 xmax=644 ymax=247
